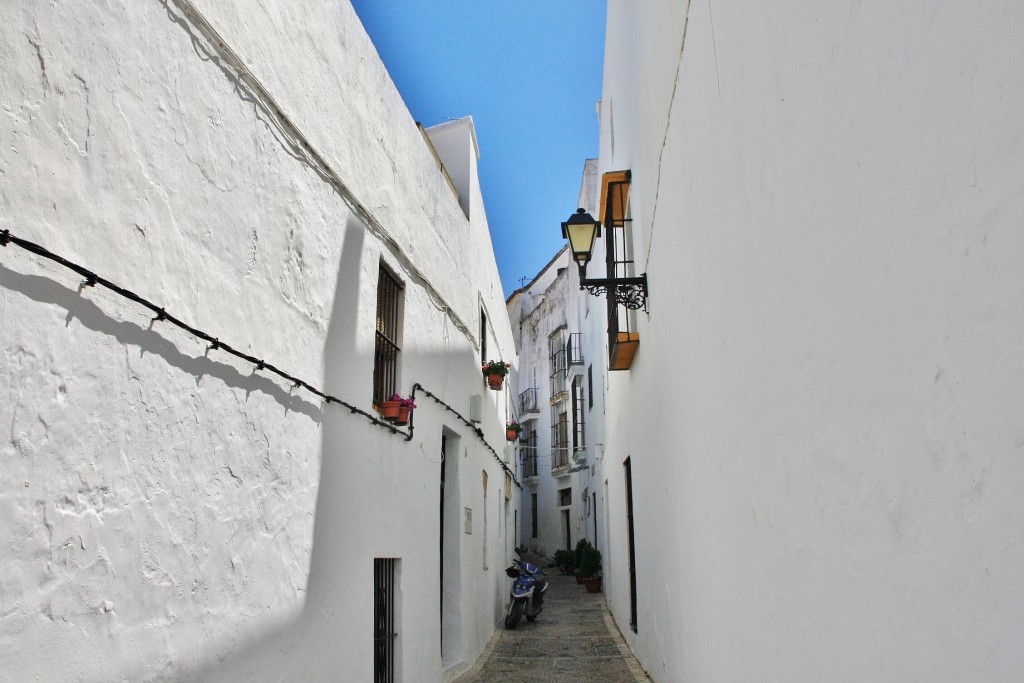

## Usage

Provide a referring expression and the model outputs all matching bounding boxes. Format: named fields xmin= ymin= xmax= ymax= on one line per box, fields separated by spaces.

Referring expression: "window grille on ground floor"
xmin=374 ymin=558 xmax=398 ymax=683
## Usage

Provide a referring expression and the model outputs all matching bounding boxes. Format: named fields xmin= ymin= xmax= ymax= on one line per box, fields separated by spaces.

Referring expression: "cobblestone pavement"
xmin=455 ymin=572 xmax=650 ymax=683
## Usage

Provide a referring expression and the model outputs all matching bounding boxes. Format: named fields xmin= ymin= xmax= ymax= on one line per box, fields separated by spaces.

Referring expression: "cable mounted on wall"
xmin=411 ymin=383 xmax=522 ymax=489
xmin=0 ymin=228 xmax=405 ymax=436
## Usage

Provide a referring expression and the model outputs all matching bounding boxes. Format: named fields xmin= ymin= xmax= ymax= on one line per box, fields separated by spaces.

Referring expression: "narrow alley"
xmin=455 ymin=571 xmax=649 ymax=683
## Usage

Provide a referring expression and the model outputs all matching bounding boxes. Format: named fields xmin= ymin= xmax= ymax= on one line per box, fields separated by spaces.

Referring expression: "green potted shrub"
xmin=552 ymin=549 xmax=574 ymax=575
xmin=579 ymin=546 xmax=602 ymax=593
xmin=574 ymin=539 xmax=592 ymax=584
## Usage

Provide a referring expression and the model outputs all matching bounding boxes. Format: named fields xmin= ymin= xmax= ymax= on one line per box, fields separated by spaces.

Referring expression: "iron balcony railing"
xmin=518 ymin=387 xmax=540 ymax=415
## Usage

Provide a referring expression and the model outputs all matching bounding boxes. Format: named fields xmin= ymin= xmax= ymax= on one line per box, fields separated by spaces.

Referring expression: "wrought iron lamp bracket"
xmin=578 ymin=271 xmax=649 ymax=311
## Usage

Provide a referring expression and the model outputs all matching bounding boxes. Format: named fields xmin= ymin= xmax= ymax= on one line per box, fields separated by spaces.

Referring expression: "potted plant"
xmin=574 ymin=539 xmax=592 ymax=583
xmin=481 ymin=360 xmax=511 ymax=390
xmin=506 ymin=421 xmax=523 ymax=442
xmin=390 ymin=394 xmax=415 ymax=425
xmin=379 ymin=397 xmax=401 ymax=422
xmin=579 ymin=546 xmax=603 ymax=593
xmin=552 ymin=549 xmax=575 ymax=575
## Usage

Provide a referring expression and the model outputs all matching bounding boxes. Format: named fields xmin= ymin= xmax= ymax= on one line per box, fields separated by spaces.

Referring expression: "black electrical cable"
xmin=412 ymin=383 xmax=522 ymax=489
xmin=0 ymin=228 xmax=403 ymax=436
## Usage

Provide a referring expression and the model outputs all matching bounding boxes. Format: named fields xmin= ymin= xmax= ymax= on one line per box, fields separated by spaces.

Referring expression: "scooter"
xmin=504 ymin=547 xmax=548 ymax=629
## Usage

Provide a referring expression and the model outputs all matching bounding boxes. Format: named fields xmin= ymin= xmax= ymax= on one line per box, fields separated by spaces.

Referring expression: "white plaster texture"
xmin=595 ymin=1 xmax=1024 ymax=681
xmin=0 ymin=1 xmax=517 ymax=681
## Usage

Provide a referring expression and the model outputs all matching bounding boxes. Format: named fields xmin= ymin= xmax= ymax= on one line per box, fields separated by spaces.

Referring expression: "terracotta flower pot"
xmin=394 ymin=406 xmax=411 ymax=426
xmin=486 ymin=373 xmax=504 ymax=390
xmin=575 ymin=570 xmax=584 ymax=584
xmin=583 ymin=576 xmax=602 ymax=593
xmin=506 ymin=429 xmax=518 ymax=442
xmin=380 ymin=401 xmax=401 ymax=421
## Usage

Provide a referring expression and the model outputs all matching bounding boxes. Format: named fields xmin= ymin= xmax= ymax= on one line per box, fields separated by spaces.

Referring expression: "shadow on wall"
xmin=0 ymin=264 xmax=324 ymax=422
xmin=1 ymin=216 xmax=509 ymax=681
xmin=0 ymin=216 xmax=366 ymax=681
xmin=185 ymin=216 xmax=372 ymax=681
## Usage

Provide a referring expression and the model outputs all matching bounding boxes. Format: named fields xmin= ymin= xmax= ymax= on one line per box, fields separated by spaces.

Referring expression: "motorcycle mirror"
xmin=514 ymin=547 xmax=522 ymax=554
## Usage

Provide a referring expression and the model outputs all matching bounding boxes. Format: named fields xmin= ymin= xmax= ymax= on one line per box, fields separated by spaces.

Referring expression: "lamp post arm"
xmin=577 ymin=272 xmax=649 ymax=311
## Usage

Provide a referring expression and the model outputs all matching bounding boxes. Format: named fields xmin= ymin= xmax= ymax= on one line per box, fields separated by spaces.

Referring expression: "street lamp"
xmin=560 ymin=208 xmax=649 ymax=311
xmin=561 ymin=208 xmax=601 ymax=268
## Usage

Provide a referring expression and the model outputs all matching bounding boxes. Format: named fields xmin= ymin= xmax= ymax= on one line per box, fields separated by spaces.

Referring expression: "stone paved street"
xmin=455 ymin=572 xmax=650 ymax=683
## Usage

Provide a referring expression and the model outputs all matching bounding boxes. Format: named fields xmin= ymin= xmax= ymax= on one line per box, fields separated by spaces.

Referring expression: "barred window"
xmin=571 ymin=376 xmax=585 ymax=451
xmin=374 ymin=266 xmax=403 ymax=405
xmin=587 ymin=364 xmax=594 ymax=409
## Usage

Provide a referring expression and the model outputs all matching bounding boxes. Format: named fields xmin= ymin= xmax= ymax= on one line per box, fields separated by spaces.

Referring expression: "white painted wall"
xmin=0 ymin=1 xmax=516 ymax=681
xmin=507 ymin=158 xmax=610 ymax=567
xmin=597 ymin=1 xmax=1024 ymax=681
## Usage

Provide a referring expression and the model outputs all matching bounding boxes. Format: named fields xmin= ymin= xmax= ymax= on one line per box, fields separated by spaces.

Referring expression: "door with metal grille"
xmin=374 ymin=558 xmax=398 ymax=683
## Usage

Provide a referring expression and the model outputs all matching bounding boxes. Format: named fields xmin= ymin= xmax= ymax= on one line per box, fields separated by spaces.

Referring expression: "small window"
xmin=374 ymin=265 xmax=403 ymax=405
xmin=374 ymin=558 xmax=399 ymax=683
xmin=531 ymin=493 xmax=538 ymax=538
xmin=558 ymin=487 xmax=572 ymax=507
xmin=480 ymin=307 xmax=488 ymax=365
xmin=571 ymin=377 xmax=585 ymax=451
xmin=587 ymin=365 xmax=594 ymax=409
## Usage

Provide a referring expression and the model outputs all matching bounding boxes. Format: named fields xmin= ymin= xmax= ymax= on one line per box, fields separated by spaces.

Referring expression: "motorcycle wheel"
xmin=504 ymin=600 xmax=525 ymax=629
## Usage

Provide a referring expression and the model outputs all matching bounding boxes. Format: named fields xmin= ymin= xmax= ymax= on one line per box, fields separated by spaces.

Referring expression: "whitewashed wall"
xmin=597 ymin=1 xmax=1024 ymax=681
xmin=0 ymin=1 xmax=515 ymax=681
xmin=508 ymin=160 xmax=609 ymax=562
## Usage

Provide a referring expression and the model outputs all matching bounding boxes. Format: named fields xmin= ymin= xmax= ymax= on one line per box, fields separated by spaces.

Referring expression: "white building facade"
xmin=0 ymin=2 xmax=518 ymax=681
xmin=592 ymin=1 xmax=1024 ymax=681
xmin=506 ymin=159 xmax=610 ymax=566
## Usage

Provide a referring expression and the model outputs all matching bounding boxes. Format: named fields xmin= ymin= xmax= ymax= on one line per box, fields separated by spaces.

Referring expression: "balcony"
xmin=518 ymin=387 xmax=540 ymax=417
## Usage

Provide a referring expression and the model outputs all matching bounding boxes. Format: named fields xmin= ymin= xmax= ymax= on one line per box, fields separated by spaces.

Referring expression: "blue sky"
xmin=350 ymin=1 xmax=606 ymax=297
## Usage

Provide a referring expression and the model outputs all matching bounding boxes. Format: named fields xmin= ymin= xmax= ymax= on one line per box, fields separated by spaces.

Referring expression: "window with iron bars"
xmin=571 ymin=376 xmax=585 ymax=451
xmin=373 ymin=266 xmax=403 ymax=405
xmin=549 ymin=328 xmax=567 ymax=399
xmin=374 ymin=558 xmax=398 ymax=683
xmin=519 ymin=423 xmax=538 ymax=477
xmin=566 ymin=332 xmax=583 ymax=366
xmin=551 ymin=407 xmax=569 ymax=469
xmin=549 ymin=348 xmax=567 ymax=399
xmin=531 ymin=493 xmax=538 ymax=538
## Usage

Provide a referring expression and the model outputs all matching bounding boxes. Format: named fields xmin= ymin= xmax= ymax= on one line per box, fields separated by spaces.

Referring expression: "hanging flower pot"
xmin=380 ymin=400 xmax=401 ymax=422
xmin=482 ymin=360 xmax=510 ymax=391
xmin=389 ymin=394 xmax=415 ymax=426
xmin=506 ymin=421 xmax=522 ymax=442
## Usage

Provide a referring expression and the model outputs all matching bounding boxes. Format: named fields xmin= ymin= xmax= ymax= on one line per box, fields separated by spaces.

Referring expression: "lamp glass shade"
xmin=561 ymin=209 xmax=601 ymax=267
